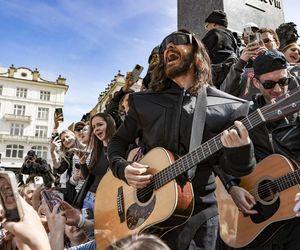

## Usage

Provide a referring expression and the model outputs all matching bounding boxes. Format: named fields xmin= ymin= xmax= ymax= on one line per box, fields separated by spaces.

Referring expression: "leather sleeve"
xmin=108 ymin=94 xmax=141 ymax=182
xmin=56 ymin=157 xmax=71 ymax=174
xmin=221 ymin=142 xmax=256 ymax=177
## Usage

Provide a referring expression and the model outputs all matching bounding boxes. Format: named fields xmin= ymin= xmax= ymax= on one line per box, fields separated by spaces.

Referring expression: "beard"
xmin=165 ymin=50 xmax=194 ymax=79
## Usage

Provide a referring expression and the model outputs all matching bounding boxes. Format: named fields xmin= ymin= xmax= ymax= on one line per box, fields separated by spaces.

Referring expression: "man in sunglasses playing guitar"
xmin=219 ymin=49 xmax=300 ymax=250
xmin=104 ymin=30 xmax=256 ymax=250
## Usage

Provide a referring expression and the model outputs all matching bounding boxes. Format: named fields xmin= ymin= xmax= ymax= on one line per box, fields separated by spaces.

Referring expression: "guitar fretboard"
xmin=274 ymin=169 xmax=300 ymax=192
xmin=152 ymin=108 xmax=265 ymax=189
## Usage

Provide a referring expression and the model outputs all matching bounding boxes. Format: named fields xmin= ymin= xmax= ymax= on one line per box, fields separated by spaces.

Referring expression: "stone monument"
xmin=178 ymin=0 xmax=285 ymax=38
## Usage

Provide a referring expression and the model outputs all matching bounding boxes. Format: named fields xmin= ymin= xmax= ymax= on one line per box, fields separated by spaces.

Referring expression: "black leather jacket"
xmin=108 ymin=81 xmax=255 ymax=212
xmin=249 ymin=94 xmax=300 ymax=163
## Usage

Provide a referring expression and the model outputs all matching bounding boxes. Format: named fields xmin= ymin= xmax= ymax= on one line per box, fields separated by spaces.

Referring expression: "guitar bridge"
xmin=117 ymin=187 xmax=125 ymax=223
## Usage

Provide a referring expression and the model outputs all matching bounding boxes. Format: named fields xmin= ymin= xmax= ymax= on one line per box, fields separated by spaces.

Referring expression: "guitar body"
xmin=216 ymin=154 xmax=300 ymax=248
xmin=94 ymin=147 xmax=194 ymax=249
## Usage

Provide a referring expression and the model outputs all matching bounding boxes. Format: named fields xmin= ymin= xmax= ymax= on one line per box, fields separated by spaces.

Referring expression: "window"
xmin=5 ymin=144 xmax=24 ymax=158
xmin=37 ymin=107 xmax=49 ymax=120
xmin=0 ymin=85 xmax=2 ymax=95
xmin=16 ymin=88 xmax=27 ymax=98
xmin=31 ymin=146 xmax=48 ymax=159
xmin=10 ymin=124 xmax=24 ymax=136
xmin=35 ymin=126 xmax=48 ymax=138
xmin=40 ymin=91 xmax=50 ymax=101
xmin=13 ymin=104 xmax=26 ymax=116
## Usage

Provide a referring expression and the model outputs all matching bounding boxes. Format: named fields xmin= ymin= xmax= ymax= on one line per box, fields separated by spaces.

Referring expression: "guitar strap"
xmin=176 ymin=206 xmax=218 ymax=249
xmin=187 ymin=86 xmax=207 ymax=180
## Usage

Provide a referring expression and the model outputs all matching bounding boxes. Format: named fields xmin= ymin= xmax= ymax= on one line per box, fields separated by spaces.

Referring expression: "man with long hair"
xmin=108 ymin=30 xmax=256 ymax=249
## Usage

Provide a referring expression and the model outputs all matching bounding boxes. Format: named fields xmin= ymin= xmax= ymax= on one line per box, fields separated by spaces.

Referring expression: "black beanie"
xmin=205 ymin=10 xmax=228 ymax=28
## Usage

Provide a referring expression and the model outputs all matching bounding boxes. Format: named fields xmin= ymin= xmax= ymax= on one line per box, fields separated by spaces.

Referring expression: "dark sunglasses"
xmin=258 ymin=77 xmax=290 ymax=89
xmin=262 ymin=38 xmax=274 ymax=44
xmin=74 ymin=128 xmax=83 ymax=132
xmin=159 ymin=32 xmax=193 ymax=53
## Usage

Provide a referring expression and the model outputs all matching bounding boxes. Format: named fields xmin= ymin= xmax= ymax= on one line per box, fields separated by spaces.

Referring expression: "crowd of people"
xmin=1 ymin=8 xmax=300 ymax=250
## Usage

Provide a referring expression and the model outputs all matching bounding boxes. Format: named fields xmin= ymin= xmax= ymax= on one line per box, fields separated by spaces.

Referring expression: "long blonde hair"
xmin=59 ymin=129 xmax=83 ymax=167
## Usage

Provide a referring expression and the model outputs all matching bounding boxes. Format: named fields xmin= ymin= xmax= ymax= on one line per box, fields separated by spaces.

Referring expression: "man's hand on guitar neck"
xmin=221 ymin=121 xmax=251 ymax=148
xmin=125 ymin=162 xmax=152 ymax=189
xmin=229 ymin=186 xmax=258 ymax=215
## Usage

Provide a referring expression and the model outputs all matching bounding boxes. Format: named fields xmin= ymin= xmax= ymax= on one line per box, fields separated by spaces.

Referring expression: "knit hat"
xmin=276 ymin=22 xmax=299 ymax=52
xmin=253 ymin=49 xmax=287 ymax=76
xmin=205 ymin=10 xmax=228 ymax=28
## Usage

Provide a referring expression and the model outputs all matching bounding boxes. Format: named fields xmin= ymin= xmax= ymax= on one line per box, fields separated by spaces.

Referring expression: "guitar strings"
xmin=119 ymin=91 xmax=300 ymax=206
xmin=240 ymin=166 xmax=300 ymax=200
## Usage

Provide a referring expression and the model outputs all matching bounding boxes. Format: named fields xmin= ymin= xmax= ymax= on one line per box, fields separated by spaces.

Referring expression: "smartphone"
xmin=41 ymin=190 xmax=62 ymax=212
xmin=68 ymin=148 xmax=90 ymax=156
xmin=0 ymin=171 xmax=24 ymax=222
xmin=247 ymin=32 xmax=261 ymax=44
xmin=34 ymin=176 xmax=44 ymax=185
xmin=55 ymin=108 xmax=64 ymax=122
xmin=131 ymin=64 xmax=144 ymax=83
xmin=51 ymin=131 xmax=59 ymax=141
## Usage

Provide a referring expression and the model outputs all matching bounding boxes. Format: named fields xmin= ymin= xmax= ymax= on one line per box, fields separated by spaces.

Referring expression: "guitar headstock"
xmin=261 ymin=86 xmax=300 ymax=122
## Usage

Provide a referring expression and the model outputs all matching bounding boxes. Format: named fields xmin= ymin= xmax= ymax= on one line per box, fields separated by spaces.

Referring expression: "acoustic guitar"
xmin=94 ymin=86 xmax=300 ymax=249
xmin=216 ymin=154 xmax=300 ymax=248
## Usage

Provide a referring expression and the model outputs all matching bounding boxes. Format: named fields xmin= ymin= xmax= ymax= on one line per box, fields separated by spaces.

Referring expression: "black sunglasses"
xmin=257 ymin=77 xmax=290 ymax=89
xmin=262 ymin=38 xmax=274 ymax=44
xmin=74 ymin=128 xmax=83 ymax=132
xmin=159 ymin=32 xmax=193 ymax=53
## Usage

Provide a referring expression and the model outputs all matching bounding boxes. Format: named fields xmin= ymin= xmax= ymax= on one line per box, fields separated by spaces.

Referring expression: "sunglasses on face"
xmin=159 ymin=32 xmax=193 ymax=53
xmin=258 ymin=77 xmax=290 ymax=89
xmin=74 ymin=128 xmax=82 ymax=132
xmin=262 ymin=38 xmax=274 ymax=44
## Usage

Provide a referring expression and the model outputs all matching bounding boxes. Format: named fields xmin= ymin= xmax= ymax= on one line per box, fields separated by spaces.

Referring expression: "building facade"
xmin=0 ymin=65 xmax=68 ymax=170
xmin=95 ymin=71 xmax=142 ymax=115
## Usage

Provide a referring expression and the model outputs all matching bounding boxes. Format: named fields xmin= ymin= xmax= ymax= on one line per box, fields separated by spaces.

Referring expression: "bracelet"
xmin=225 ymin=180 xmax=237 ymax=192
xmin=77 ymin=214 xmax=86 ymax=228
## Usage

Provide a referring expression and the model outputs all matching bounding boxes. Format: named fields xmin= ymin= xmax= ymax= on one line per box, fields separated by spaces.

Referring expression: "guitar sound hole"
xmin=137 ymin=185 xmax=154 ymax=203
xmin=257 ymin=179 xmax=277 ymax=202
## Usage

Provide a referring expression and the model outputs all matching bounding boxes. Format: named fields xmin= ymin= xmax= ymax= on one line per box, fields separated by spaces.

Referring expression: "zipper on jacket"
xmin=268 ymin=132 xmax=276 ymax=153
xmin=280 ymin=126 xmax=297 ymax=142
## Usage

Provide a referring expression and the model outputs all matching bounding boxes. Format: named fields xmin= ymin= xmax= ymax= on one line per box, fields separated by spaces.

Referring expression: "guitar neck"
xmin=153 ymin=108 xmax=265 ymax=189
xmin=150 ymin=85 xmax=300 ymax=189
xmin=275 ymin=168 xmax=300 ymax=192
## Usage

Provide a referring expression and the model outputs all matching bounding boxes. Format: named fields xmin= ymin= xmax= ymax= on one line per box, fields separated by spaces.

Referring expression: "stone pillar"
xmin=32 ymin=68 xmax=40 ymax=81
xmin=178 ymin=0 xmax=285 ymax=38
xmin=8 ymin=64 xmax=17 ymax=78
xmin=56 ymin=75 xmax=66 ymax=85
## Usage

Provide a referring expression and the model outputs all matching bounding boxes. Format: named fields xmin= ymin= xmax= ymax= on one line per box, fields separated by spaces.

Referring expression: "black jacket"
xmin=202 ymin=28 xmax=238 ymax=64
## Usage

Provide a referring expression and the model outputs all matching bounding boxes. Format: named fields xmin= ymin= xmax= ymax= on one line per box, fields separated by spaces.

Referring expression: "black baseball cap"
xmin=253 ymin=49 xmax=288 ymax=76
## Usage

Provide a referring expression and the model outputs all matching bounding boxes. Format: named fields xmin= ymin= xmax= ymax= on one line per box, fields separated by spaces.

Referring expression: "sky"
xmin=0 ymin=0 xmax=299 ymax=128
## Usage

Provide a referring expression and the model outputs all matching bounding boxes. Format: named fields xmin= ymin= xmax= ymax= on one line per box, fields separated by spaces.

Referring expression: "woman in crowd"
xmin=73 ymin=113 xmax=116 ymax=211
xmin=18 ymin=182 xmax=35 ymax=206
xmin=50 ymin=129 xmax=85 ymax=204
xmin=71 ymin=123 xmax=91 ymax=194
xmin=276 ymin=22 xmax=300 ymax=64
xmin=281 ymin=42 xmax=300 ymax=64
